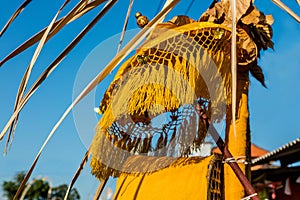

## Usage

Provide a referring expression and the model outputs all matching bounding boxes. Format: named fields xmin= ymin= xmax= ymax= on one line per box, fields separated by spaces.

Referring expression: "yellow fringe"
xmin=91 ymin=22 xmax=240 ymax=180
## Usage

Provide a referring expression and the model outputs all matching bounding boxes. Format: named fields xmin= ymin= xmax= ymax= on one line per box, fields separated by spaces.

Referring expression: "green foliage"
xmin=26 ymin=179 xmax=50 ymax=200
xmin=2 ymin=172 xmax=25 ymax=200
xmin=51 ymin=184 xmax=80 ymax=200
xmin=2 ymin=172 xmax=80 ymax=200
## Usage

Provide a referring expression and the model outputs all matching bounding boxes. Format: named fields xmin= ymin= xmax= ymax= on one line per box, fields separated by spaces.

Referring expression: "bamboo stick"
xmin=196 ymin=102 xmax=258 ymax=200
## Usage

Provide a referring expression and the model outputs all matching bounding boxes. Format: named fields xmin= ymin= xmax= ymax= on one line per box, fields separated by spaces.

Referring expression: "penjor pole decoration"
xmin=90 ymin=1 xmax=273 ymax=200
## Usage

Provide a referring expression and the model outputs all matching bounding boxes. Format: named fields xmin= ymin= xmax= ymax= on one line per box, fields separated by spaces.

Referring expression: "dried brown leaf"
xmin=250 ymin=65 xmax=266 ymax=87
xmin=224 ymin=0 xmax=252 ymax=23
xmin=199 ymin=0 xmax=252 ymax=27
xmin=265 ymin=15 xmax=274 ymax=25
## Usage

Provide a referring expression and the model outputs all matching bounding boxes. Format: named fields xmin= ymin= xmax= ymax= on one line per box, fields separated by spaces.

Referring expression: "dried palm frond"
xmin=0 ymin=0 xmax=115 ymax=144
xmin=0 ymin=0 xmax=32 ymax=37
xmin=12 ymin=1 xmax=179 ymax=199
xmin=93 ymin=179 xmax=108 ymax=200
xmin=5 ymin=0 xmax=71 ymax=154
xmin=271 ymin=0 xmax=300 ymax=23
xmin=64 ymin=149 xmax=91 ymax=200
xmin=117 ymin=0 xmax=134 ymax=53
xmin=0 ymin=0 xmax=107 ymax=67
xmin=200 ymin=2 xmax=274 ymax=85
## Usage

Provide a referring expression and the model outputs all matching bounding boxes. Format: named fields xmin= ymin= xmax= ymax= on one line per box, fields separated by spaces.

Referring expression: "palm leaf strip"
xmin=0 ymin=0 xmax=32 ymax=36
xmin=5 ymin=0 xmax=71 ymax=153
xmin=0 ymin=0 xmax=107 ymax=67
xmin=64 ymin=148 xmax=91 ymax=200
xmin=12 ymin=1 xmax=179 ymax=199
xmin=0 ymin=0 xmax=114 ymax=142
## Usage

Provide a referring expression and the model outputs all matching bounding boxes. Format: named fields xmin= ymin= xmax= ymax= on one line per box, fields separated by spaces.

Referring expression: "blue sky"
xmin=0 ymin=0 xmax=299 ymax=199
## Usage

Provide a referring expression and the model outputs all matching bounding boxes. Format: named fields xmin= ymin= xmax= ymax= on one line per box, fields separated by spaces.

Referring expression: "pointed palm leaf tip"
xmin=0 ymin=0 xmax=32 ymax=37
xmin=0 ymin=0 xmax=110 ymax=146
xmin=11 ymin=1 xmax=179 ymax=199
xmin=5 ymin=0 xmax=70 ymax=154
xmin=0 ymin=0 xmax=107 ymax=67
xmin=117 ymin=0 xmax=135 ymax=53
xmin=64 ymin=149 xmax=90 ymax=200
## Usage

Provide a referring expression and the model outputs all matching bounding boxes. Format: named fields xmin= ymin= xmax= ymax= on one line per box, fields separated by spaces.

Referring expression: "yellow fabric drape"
xmin=114 ymin=155 xmax=220 ymax=200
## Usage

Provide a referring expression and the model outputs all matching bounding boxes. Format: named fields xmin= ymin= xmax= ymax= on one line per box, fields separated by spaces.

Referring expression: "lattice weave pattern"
xmin=91 ymin=21 xmax=236 ymax=180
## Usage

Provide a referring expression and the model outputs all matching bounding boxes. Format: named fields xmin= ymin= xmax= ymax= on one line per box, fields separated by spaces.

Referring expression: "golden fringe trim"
xmin=91 ymin=22 xmax=243 ymax=180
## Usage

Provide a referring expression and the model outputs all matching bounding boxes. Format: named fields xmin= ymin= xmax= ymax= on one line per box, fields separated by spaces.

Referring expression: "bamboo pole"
xmin=196 ymin=96 xmax=258 ymax=200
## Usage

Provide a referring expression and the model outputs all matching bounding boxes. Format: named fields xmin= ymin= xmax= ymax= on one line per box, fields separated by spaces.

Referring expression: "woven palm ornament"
xmin=90 ymin=10 xmax=272 ymax=180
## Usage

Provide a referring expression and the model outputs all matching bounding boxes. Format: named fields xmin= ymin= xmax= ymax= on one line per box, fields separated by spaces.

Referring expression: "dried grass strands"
xmin=0 ymin=0 xmax=117 ymax=143
xmin=12 ymin=1 xmax=179 ymax=199
xmin=0 ymin=0 xmax=107 ymax=67
xmin=0 ymin=0 xmax=32 ymax=37
xmin=4 ymin=0 xmax=71 ymax=154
